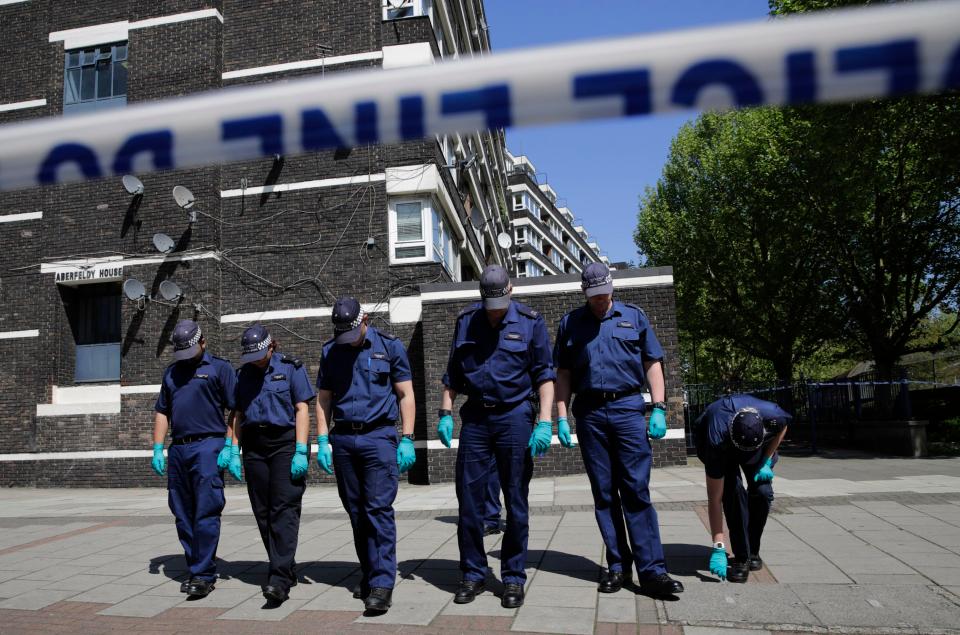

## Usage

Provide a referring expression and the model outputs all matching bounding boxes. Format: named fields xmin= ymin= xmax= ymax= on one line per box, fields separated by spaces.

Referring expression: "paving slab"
xmin=596 ymin=595 xmax=636 ymax=623
xmin=0 ymin=588 xmax=79 ymax=610
xmin=440 ymin=592 xmax=516 ymax=616
xmin=216 ymin=596 xmax=308 ymax=620
xmin=68 ymin=582 xmax=155 ymax=603
xmin=790 ymin=582 xmax=960 ymax=631
xmin=511 ymin=605 xmax=596 ymax=634
xmin=97 ymin=592 xmax=184 ymax=617
xmin=664 ymin=583 xmax=820 ymax=626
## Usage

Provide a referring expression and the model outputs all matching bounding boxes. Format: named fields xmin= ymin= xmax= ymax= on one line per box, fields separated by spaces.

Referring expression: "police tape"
xmin=0 ymin=0 xmax=958 ymax=193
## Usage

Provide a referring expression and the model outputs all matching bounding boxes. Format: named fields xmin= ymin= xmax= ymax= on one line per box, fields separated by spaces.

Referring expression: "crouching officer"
xmin=151 ymin=319 xmax=236 ymax=598
xmin=554 ymin=263 xmax=684 ymax=598
xmin=695 ymin=394 xmax=790 ymax=582
xmin=439 ymin=264 xmax=555 ymax=609
xmin=230 ymin=325 xmax=314 ymax=603
xmin=314 ymin=298 xmax=417 ymax=614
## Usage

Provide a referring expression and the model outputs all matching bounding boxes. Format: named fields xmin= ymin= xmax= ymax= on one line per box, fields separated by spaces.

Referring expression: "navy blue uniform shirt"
xmin=316 ymin=326 xmax=412 ymax=424
xmin=695 ymin=394 xmax=793 ymax=478
xmin=554 ymin=301 xmax=664 ymax=393
xmin=155 ymin=352 xmax=237 ymax=438
xmin=235 ymin=353 xmax=315 ymax=427
xmin=443 ymin=300 xmax=555 ymax=405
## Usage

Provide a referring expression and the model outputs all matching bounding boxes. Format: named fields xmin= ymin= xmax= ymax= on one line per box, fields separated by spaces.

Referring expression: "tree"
xmin=636 ymin=108 xmax=841 ymax=382
xmin=770 ymin=0 xmax=960 ymax=379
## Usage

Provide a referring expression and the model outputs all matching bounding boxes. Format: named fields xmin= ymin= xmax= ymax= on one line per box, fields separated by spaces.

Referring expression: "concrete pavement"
xmin=0 ymin=452 xmax=959 ymax=634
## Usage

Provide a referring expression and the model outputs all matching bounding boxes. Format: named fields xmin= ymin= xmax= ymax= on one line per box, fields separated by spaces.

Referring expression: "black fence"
xmin=681 ymin=373 xmax=940 ymax=454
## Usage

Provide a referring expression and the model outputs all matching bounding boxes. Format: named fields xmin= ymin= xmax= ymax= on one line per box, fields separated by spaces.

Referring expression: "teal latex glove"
xmin=217 ymin=438 xmax=233 ymax=470
xmin=557 ymin=417 xmax=576 ymax=449
xmin=709 ymin=547 xmax=728 ymax=580
xmin=228 ymin=442 xmax=242 ymax=481
xmin=291 ymin=442 xmax=309 ymax=480
xmin=397 ymin=437 xmax=416 ymax=473
xmin=437 ymin=415 xmax=454 ymax=448
xmin=528 ymin=420 xmax=552 ymax=458
xmin=317 ymin=435 xmax=334 ymax=475
xmin=151 ymin=443 xmax=166 ymax=476
xmin=754 ymin=457 xmax=775 ymax=483
xmin=648 ymin=407 xmax=667 ymax=439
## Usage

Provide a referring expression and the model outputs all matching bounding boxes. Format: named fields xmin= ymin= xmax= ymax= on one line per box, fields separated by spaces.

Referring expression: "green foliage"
xmin=636 ymin=108 xmax=841 ymax=382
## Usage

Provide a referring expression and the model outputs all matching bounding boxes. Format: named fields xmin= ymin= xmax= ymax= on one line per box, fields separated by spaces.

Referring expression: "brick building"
xmin=0 ymin=0 xmax=684 ymax=487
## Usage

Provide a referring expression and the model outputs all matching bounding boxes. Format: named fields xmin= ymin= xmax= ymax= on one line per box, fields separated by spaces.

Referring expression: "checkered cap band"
xmin=582 ymin=272 xmax=613 ymax=290
xmin=175 ymin=326 xmax=202 ymax=350
xmin=335 ymin=311 xmax=365 ymax=333
xmin=242 ymin=333 xmax=271 ymax=355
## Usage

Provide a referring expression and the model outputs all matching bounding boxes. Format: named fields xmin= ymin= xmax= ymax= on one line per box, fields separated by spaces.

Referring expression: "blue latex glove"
xmin=291 ymin=442 xmax=309 ymax=480
xmin=754 ymin=457 xmax=775 ymax=483
xmin=217 ymin=438 xmax=233 ymax=470
xmin=317 ymin=435 xmax=334 ymax=475
xmin=397 ymin=437 xmax=416 ymax=473
xmin=557 ymin=417 xmax=576 ymax=448
xmin=151 ymin=443 xmax=166 ymax=476
xmin=648 ymin=407 xmax=667 ymax=439
xmin=709 ymin=547 xmax=728 ymax=580
xmin=437 ymin=415 xmax=454 ymax=448
xmin=528 ymin=420 xmax=552 ymax=457
xmin=228 ymin=442 xmax=242 ymax=481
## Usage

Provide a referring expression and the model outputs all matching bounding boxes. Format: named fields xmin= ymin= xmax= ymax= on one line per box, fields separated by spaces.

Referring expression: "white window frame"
xmin=517 ymin=261 xmax=527 ymax=277
xmin=389 ymin=197 xmax=430 ymax=264
xmin=382 ymin=0 xmax=431 ymax=20
xmin=515 ymin=225 xmax=527 ymax=245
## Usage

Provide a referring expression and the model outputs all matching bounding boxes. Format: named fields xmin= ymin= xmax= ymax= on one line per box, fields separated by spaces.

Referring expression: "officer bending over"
xmin=695 ymin=394 xmax=791 ymax=582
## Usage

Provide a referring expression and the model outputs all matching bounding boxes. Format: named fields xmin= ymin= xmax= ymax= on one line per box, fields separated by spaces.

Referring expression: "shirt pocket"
xmin=496 ymin=338 xmax=528 ymax=373
xmin=369 ymin=358 xmax=392 ymax=384
xmin=612 ymin=327 xmax=641 ymax=351
xmin=454 ymin=339 xmax=479 ymax=371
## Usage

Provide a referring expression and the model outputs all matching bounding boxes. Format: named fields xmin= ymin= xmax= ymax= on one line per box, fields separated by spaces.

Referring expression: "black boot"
xmin=501 ymin=583 xmax=524 ymax=608
xmin=638 ymin=574 xmax=684 ymax=597
xmin=364 ymin=587 xmax=392 ymax=613
xmin=598 ymin=568 xmax=630 ymax=593
xmin=454 ymin=580 xmax=485 ymax=604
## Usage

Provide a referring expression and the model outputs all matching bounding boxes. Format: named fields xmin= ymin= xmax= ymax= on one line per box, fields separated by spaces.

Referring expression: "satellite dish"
xmin=152 ymin=233 xmax=175 ymax=254
xmin=497 ymin=232 xmax=513 ymax=250
xmin=122 ymin=175 xmax=144 ymax=196
xmin=122 ymin=278 xmax=146 ymax=301
xmin=159 ymin=280 xmax=183 ymax=302
xmin=470 ymin=208 xmax=485 ymax=231
xmin=172 ymin=185 xmax=195 ymax=209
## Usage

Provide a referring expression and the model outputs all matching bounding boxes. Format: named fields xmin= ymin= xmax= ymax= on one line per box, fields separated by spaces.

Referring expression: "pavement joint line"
xmin=0 ymin=520 xmax=123 ymax=556
xmin=678 ymin=619 xmax=960 ymax=634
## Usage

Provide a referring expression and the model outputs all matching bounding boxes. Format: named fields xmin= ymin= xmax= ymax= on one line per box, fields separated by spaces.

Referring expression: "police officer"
xmin=554 ymin=263 xmax=684 ymax=598
xmin=314 ymin=297 xmax=417 ymax=614
xmin=695 ymin=394 xmax=791 ymax=583
xmin=152 ymin=319 xmax=236 ymax=598
xmin=229 ymin=325 xmax=314 ymax=603
xmin=439 ymin=264 xmax=555 ymax=609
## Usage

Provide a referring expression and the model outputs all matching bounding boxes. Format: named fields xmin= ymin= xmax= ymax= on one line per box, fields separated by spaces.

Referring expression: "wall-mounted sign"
xmin=54 ymin=265 xmax=123 ymax=283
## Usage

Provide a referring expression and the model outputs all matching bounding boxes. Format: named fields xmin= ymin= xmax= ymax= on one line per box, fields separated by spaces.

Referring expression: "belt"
xmin=580 ymin=386 xmax=643 ymax=403
xmin=245 ymin=423 xmax=295 ymax=434
xmin=464 ymin=397 xmax=531 ymax=414
xmin=171 ymin=432 xmax=222 ymax=445
xmin=332 ymin=419 xmax=393 ymax=434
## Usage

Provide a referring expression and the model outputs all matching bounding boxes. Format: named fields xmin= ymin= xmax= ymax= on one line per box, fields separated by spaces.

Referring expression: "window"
xmin=60 ymin=282 xmax=121 ymax=382
xmin=525 ymin=260 xmax=544 ymax=278
xmin=64 ymin=42 xmax=127 ymax=115
xmin=383 ymin=0 xmax=431 ymax=20
xmin=432 ymin=208 xmax=460 ymax=278
xmin=515 ymin=226 xmax=527 ymax=245
xmin=513 ymin=193 xmax=524 ymax=211
xmin=389 ymin=197 xmax=461 ymax=280
xmin=516 ymin=261 xmax=527 ymax=278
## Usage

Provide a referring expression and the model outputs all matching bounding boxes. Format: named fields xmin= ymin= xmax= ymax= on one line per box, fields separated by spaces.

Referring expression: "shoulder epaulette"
xmin=209 ymin=354 xmax=231 ymax=364
xmin=515 ymin=302 xmax=540 ymax=319
xmin=623 ymin=302 xmax=648 ymax=318
xmin=280 ymin=354 xmax=303 ymax=369
xmin=376 ymin=330 xmax=398 ymax=341
xmin=458 ymin=303 xmax=482 ymax=317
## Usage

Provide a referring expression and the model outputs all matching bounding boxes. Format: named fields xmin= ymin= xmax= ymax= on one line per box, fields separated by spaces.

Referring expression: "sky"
xmin=485 ymin=0 xmax=771 ymax=264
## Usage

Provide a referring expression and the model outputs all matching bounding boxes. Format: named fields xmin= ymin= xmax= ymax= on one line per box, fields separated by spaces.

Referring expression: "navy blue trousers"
xmin=241 ymin=425 xmax=306 ymax=591
xmin=723 ymin=448 xmax=776 ymax=561
xmin=456 ymin=401 xmax=533 ymax=585
xmin=485 ymin=457 xmax=502 ymax=531
xmin=332 ymin=425 xmax=400 ymax=590
xmin=573 ymin=395 xmax=667 ymax=581
xmin=167 ymin=436 xmax=226 ymax=582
